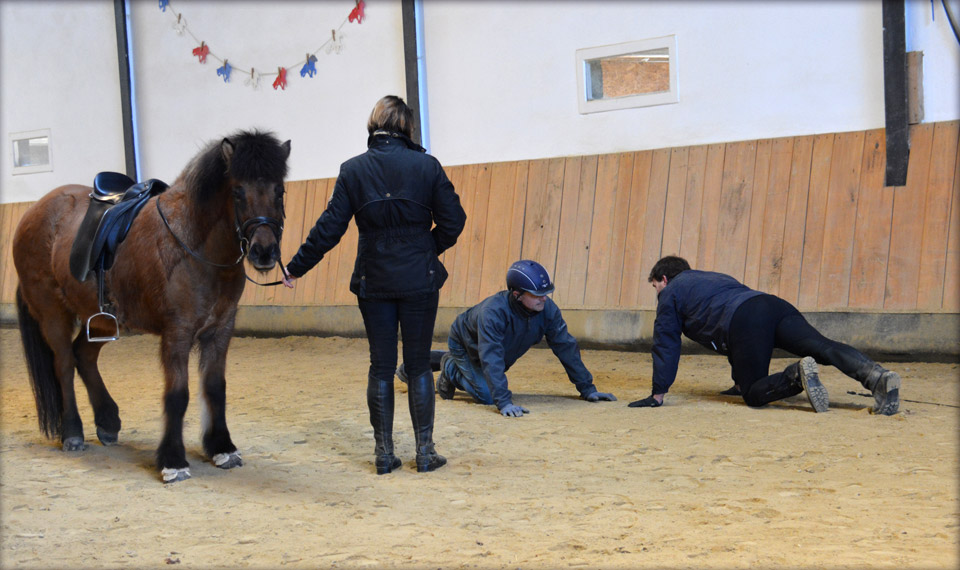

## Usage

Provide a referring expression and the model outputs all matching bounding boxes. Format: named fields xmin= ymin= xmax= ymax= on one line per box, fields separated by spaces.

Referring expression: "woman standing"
xmin=283 ymin=96 xmax=466 ymax=474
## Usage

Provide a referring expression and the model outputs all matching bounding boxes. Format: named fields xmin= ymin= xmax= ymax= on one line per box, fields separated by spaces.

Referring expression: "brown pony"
xmin=12 ymin=130 xmax=291 ymax=483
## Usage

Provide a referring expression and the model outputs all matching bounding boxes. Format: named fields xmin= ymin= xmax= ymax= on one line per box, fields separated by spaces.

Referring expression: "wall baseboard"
xmin=2 ymin=303 xmax=955 ymax=361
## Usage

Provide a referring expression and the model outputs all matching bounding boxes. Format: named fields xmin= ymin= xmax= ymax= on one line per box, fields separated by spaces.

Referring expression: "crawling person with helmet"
xmin=398 ymin=260 xmax=617 ymax=417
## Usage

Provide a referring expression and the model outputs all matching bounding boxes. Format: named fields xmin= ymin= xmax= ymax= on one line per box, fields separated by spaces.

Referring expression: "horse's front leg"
xmin=198 ymin=327 xmax=241 ymax=470
xmin=157 ymin=331 xmax=192 ymax=483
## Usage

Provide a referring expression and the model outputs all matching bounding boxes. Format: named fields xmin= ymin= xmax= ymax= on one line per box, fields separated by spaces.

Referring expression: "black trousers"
xmin=727 ymin=294 xmax=873 ymax=407
xmin=357 ymin=291 xmax=439 ymax=381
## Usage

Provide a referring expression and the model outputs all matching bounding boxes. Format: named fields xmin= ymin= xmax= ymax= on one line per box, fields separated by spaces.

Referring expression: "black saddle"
xmin=69 ymin=172 xmax=169 ymax=282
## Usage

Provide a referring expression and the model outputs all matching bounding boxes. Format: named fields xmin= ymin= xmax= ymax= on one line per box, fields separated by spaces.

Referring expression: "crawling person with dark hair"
xmin=630 ymin=255 xmax=901 ymax=415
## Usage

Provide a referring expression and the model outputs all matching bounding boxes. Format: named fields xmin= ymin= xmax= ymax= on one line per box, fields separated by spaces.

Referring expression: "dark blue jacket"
xmin=652 ymin=270 xmax=762 ymax=394
xmin=448 ymin=291 xmax=597 ymax=409
xmin=287 ymin=133 xmax=466 ymax=298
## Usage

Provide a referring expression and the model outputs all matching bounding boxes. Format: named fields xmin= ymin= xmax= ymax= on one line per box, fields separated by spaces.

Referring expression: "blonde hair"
xmin=367 ymin=95 xmax=414 ymax=137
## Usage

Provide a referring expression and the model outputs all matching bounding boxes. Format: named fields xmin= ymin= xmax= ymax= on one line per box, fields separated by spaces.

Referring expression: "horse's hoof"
xmin=62 ymin=437 xmax=87 ymax=452
xmin=213 ymin=451 xmax=243 ymax=469
xmin=161 ymin=467 xmax=191 ymax=483
xmin=96 ymin=427 xmax=119 ymax=446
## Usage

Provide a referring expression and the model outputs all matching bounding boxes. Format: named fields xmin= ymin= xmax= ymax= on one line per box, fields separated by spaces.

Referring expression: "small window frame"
xmin=10 ymin=129 xmax=54 ymax=175
xmin=576 ymin=35 xmax=679 ymax=114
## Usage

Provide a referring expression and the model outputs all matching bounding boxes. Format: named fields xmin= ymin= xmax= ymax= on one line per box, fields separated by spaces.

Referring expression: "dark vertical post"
xmin=114 ymin=0 xmax=137 ymax=179
xmin=882 ymin=0 xmax=909 ymax=187
xmin=401 ymin=0 xmax=422 ymax=145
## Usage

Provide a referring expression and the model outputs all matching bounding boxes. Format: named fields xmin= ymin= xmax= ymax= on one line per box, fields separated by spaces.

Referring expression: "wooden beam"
xmin=882 ymin=0 xmax=909 ymax=187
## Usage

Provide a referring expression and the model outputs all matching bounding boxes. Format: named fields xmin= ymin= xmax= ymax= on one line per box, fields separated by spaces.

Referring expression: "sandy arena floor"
xmin=0 ymin=328 xmax=957 ymax=569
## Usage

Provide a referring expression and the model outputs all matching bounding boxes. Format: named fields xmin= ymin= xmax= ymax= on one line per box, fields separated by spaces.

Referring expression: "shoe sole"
xmin=799 ymin=356 xmax=829 ymax=413
xmin=872 ymin=372 xmax=901 ymax=416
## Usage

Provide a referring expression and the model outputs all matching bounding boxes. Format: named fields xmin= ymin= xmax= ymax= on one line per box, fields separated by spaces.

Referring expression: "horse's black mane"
xmin=181 ymin=130 xmax=289 ymax=202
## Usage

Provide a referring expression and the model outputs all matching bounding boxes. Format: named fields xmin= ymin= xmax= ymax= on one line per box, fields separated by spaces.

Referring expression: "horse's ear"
xmin=221 ymin=138 xmax=235 ymax=165
xmin=281 ymin=140 xmax=291 ymax=160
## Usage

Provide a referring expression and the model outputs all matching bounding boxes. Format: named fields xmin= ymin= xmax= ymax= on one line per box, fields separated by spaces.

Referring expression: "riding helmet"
xmin=506 ymin=260 xmax=555 ymax=296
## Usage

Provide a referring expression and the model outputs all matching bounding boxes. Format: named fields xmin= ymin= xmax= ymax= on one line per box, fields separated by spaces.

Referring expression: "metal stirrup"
xmin=87 ymin=264 xmax=119 ymax=342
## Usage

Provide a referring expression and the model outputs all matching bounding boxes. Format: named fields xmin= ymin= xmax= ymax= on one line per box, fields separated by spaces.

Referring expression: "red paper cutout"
xmin=272 ymin=67 xmax=287 ymax=90
xmin=192 ymin=42 xmax=209 ymax=63
xmin=349 ymin=0 xmax=365 ymax=24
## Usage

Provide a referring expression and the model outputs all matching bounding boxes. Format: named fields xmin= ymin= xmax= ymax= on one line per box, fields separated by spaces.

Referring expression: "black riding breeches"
xmin=357 ymin=291 xmax=439 ymax=382
xmin=727 ymin=294 xmax=873 ymax=407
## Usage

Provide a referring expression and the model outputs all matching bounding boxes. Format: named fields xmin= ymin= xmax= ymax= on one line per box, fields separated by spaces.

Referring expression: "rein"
xmin=156 ymin=195 xmax=289 ymax=287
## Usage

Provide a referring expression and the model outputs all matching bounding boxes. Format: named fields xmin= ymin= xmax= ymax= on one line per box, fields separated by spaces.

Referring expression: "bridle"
xmin=156 ymin=193 xmax=289 ymax=286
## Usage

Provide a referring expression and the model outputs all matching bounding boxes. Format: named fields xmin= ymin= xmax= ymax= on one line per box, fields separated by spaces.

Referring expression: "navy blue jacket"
xmin=652 ymin=270 xmax=762 ymax=394
xmin=448 ymin=291 xmax=597 ymax=409
xmin=287 ymin=133 xmax=466 ymax=298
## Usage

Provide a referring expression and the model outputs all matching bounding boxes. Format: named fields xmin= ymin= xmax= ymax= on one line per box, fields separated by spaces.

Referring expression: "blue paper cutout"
xmin=300 ymin=55 xmax=318 ymax=78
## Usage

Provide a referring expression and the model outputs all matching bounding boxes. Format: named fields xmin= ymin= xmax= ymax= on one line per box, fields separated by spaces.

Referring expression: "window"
xmin=11 ymin=129 xmax=53 ymax=175
xmin=576 ymin=35 xmax=678 ymax=114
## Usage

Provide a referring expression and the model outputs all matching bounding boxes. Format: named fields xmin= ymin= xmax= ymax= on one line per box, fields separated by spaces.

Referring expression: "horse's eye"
xmin=232 ymin=186 xmax=245 ymax=199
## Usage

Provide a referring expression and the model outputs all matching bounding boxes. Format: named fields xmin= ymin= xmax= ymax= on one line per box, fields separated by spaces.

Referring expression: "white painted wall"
xmin=127 ymin=0 xmax=405 ymax=185
xmin=422 ymin=0 xmax=891 ymax=166
xmin=423 ymin=0 xmax=959 ymax=167
xmin=0 ymin=0 xmax=126 ymax=204
xmin=2 ymin=0 xmax=957 ymax=204
xmin=906 ymin=0 xmax=960 ymax=123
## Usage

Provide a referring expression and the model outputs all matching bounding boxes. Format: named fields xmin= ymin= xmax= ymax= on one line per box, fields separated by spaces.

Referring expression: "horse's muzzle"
xmin=248 ymin=242 xmax=280 ymax=271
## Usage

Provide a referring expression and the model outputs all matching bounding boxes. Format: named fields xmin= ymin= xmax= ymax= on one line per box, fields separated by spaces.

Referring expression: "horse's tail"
xmin=16 ymin=286 xmax=62 ymax=439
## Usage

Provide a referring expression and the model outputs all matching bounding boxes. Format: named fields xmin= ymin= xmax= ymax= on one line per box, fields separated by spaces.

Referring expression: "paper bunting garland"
xmin=159 ymin=0 xmax=366 ymax=91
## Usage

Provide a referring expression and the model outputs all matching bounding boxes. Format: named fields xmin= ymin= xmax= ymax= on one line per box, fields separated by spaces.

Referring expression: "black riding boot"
xmin=367 ymin=375 xmax=402 ymax=475
xmin=854 ymin=361 xmax=901 ymax=416
xmin=408 ymin=371 xmax=447 ymax=473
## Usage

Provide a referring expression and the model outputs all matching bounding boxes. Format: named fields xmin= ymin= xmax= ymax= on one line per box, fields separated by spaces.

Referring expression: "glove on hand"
xmin=584 ymin=391 xmax=617 ymax=402
xmin=628 ymin=395 xmax=662 ymax=408
xmin=500 ymin=403 xmax=529 ymax=417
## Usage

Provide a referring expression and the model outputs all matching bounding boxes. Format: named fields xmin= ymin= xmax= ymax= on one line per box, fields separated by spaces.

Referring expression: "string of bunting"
xmin=158 ymin=0 xmax=366 ymax=90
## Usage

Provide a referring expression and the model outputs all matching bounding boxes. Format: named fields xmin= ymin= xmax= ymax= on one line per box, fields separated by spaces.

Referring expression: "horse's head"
xmin=220 ymin=132 xmax=291 ymax=271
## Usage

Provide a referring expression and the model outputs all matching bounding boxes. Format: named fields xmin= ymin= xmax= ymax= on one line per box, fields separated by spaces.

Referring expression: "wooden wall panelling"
xmin=848 ymin=129 xmax=893 ymax=310
xmin=308 ymin=178 xmax=335 ymax=305
xmin=797 ymin=134 xmax=835 ymax=309
xmin=677 ymin=145 xmax=709 ymax=265
xmin=637 ymin=149 xmax=672 ymax=308
xmin=756 ymin=138 xmax=796 ymax=296
xmin=448 ymin=164 xmax=479 ymax=306
xmin=778 ymin=136 xmax=814 ymax=305
xmin=884 ymin=123 xmax=935 ymax=310
xmin=553 ymin=156 xmax=584 ymax=306
xmin=565 ymin=155 xmax=599 ymax=306
xmin=506 ymin=161 xmax=530 ymax=275
xmin=464 ymin=164 xmax=492 ymax=305
xmin=694 ymin=144 xmax=726 ymax=272
xmin=438 ymin=165 xmax=464 ymax=306
xmin=713 ymin=140 xmax=758 ymax=281
xmin=288 ymin=179 xmax=320 ymax=306
xmin=478 ymin=162 xmax=520 ymax=299
xmin=536 ymin=158 xmax=567 ymax=280
xmin=817 ymin=131 xmax=866 ymax=308
xmin=583 ymin=153 xmax=622 ymax=306
xmin=332 ymin=206 xmax=360 ymax=305
xmin=604 ymin=152 xmax=636 ymax=306
xmin=618 ymin=151 xmax=653 ymax=308
xmin=660 ymin=147 xmax=689 ymax=257
xmin=917 ymin=121 xmax=960 ymax=309
xmin=0 ymin=204 xmax=17 ymax=304
xmin=743 ymin=139 xmax=773 ymax=289
xmin=942 ymin=136 xmax=960 ymax=311
xmin=317 ymin=178 xmax=345 ymax=305
xmin=519 ymin=160 xmax=548 ymax=263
